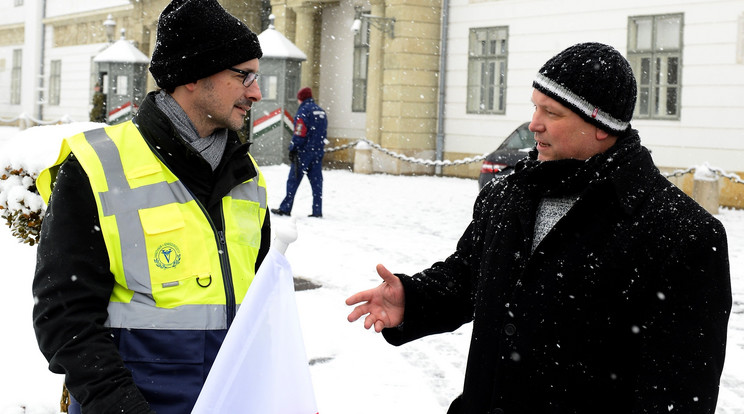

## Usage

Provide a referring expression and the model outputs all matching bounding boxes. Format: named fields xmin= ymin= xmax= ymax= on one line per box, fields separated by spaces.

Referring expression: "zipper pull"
xmin=218 ymin=230 xmax=226 ymax=254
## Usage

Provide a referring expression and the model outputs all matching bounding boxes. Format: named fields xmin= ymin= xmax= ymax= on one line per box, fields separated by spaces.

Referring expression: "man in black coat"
xmin=346 ymin=42 xmax=732 ymax=413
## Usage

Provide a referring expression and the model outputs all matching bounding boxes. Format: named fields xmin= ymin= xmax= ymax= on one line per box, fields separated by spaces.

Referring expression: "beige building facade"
xmin=268 ymin=0 xmax=444 ymax=176
xmin=1 ymin=0 xmax=743 ymax=207
xmin=0 ymin=0 xmax=265 ymax=124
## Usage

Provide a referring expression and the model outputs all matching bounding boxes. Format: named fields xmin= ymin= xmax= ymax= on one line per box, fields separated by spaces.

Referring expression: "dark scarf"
xmin=512 ymin=131 xmax=644 ymax=199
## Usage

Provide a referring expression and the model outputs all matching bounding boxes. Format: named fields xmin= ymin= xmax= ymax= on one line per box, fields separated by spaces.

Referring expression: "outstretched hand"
xmin=345 ymin=264 xmax=405 ymax=333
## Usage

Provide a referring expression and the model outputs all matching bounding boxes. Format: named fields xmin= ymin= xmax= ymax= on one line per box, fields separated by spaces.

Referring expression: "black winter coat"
xmin=32 ymin=91 xmax=271 ymax=413
xmin=383 ymin=132 xmax=731 ymax=414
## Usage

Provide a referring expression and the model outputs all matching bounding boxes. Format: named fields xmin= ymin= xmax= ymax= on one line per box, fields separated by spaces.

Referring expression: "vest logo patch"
xmin=154 ymin=242 xmax=182 ymax=269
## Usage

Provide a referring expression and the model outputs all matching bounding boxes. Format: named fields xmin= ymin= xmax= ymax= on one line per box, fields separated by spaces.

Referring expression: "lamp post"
xmin=103 ymin=14 xmax=116 ymax=43
xmin=350 ymin=11 xmax=395 ymax=38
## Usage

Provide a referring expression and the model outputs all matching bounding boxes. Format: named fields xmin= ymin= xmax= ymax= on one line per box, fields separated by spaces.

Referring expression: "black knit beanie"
xmin=149 ymin=0 xmax=263 ymax=89
xmin=532 ymin=42 xmax=637 ymax=136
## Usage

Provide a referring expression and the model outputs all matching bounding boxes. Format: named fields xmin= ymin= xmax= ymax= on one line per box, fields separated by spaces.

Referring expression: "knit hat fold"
xmin=532 ymin=42 xmax=637 ymax=135
xmin=149 ymin=0 xmax=263 ymax=89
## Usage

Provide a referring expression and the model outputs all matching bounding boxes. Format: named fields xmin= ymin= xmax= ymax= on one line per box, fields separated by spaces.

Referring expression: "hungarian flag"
xmin=192 ymin=248 xmax=318 ymax=413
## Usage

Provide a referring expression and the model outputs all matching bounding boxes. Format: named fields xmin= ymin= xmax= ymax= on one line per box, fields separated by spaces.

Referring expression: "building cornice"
xmin=42 ymin=4 xmax=133 ymax=25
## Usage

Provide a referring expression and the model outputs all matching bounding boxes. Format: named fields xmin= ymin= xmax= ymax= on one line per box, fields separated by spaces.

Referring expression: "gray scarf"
xmin=155 ymin=90 xmax=227 ymax=171
xmin=532 ymin=196 xmax=578 ymax=252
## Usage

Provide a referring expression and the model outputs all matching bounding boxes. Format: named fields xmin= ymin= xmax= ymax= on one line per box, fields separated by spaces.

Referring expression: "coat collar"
xmin=513 ymin=130 xmax=660 ymax=217
xmin=605 ymin=143 xmax=660 ymax=216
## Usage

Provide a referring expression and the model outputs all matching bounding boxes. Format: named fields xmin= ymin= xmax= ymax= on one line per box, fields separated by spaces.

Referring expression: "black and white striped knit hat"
xmin=532 ymin=42 xmax=637 ymax=136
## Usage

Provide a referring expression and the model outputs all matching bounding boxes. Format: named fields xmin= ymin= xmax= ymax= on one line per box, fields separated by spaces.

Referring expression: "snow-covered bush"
xmin=0 ymin=165 xmax=44 ymax=245
xmin=0 ymin=121 xmax=103 ymax=245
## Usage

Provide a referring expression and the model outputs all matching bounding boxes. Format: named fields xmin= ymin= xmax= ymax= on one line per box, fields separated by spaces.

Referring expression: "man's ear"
xmin=596 ymin=128 xmax=611 ymax=141
xmin=183 ymin=81 xmax=198 ymax=92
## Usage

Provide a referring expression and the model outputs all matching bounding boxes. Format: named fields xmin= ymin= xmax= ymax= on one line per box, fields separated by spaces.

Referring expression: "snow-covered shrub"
xmin=0 ymin=121 xmax=103 ymax=245
xmin=0 ymin=165 xmax=44 ymax=245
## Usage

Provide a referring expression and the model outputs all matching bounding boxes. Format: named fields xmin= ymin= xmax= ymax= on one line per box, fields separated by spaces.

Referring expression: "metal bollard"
xmin=353 ymin=140 xmax=373 ymax=174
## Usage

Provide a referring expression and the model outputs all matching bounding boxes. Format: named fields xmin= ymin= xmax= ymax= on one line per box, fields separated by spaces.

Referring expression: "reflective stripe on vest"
xmin=86 ymin=128 xmax=190 ymax=296
xmin=39 ymin=123 xmax=267 ymax=330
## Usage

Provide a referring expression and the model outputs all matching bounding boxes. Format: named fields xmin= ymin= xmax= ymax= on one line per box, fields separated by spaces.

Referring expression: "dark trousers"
xmin=279 ymin=156 xmax=323 ymax=216
xmin=68 ymin=395 xmax=81 ymax=414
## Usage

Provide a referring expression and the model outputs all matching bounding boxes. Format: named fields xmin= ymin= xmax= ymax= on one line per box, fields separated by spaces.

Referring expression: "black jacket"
xmin=32 ymin=91 xmax=271 ymax=413
xmin=384 ymin=132 xmax=731 ymax=413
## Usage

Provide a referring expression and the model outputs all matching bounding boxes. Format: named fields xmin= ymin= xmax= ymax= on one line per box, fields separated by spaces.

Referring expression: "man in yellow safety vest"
xmin=32 ymin=1 xmax=269 ymax=413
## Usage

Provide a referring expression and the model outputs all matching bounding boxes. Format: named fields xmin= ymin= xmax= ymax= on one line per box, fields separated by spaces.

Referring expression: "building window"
xmin=628 ymin=14 xmax=683 ymax=119
xmin=11 ymin=49 xmax=22 ymax=105
xmin=115 ymin=75 xmax=129 ymax=96
xmin=352 ymin=14 xmax=370 ymax=112
xmin=262 ymin=75 xmax=278 ymax=101
xmin=286 ymin=71 xmax=299 ymax=103
xmin=467 ymin=26 xmax=508 ymax=114
xmin=49 ymin=60 xmax=62 ymax=106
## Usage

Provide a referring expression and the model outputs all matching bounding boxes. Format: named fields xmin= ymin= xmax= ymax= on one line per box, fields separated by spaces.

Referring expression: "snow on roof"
xmin=258 ymin=24 xmax=307 ymax=61
xmin=93 ymin=38 xmax=150 ymax=64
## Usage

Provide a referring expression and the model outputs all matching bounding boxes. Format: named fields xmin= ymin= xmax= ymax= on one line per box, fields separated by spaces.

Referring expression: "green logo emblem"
xmin=154 ymin=242 xmax=181 ymax=269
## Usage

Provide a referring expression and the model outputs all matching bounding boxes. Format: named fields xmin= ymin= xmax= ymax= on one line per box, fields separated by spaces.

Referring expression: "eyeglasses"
xmin=227 ymin=67 xmax=259 ymax=87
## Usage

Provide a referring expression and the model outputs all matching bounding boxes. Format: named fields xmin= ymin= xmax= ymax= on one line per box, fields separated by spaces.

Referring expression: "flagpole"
xmin=273 ymin=217 xmax=298 ymax=255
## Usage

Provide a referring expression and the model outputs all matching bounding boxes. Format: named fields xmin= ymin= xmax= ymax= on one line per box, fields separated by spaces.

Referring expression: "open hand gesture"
xmin=345 ymin=264 xmax=405 ymax=333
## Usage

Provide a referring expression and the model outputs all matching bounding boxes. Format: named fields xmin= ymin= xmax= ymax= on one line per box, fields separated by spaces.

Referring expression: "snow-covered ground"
xmin=1 ymin=124 xmax=742 ymax=413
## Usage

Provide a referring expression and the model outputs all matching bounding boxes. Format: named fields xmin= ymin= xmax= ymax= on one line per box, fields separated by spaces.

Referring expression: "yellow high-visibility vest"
xmin=37 ymin=122 xmax=267 ymax=330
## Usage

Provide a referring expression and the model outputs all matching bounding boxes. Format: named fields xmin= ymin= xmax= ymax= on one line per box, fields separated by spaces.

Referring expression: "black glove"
xmin=288 ymin=150 xmax=298 ymax=163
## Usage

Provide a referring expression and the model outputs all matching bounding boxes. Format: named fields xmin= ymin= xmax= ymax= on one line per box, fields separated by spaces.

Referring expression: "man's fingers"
xmin=374 ymin=320 xmax=385 ymax=333
xmin=346 ymin=265 xmax=400 ymax=330
xmin=346 ymin=303 xmax=368 ymax=322
xmin=376 ymin=263 xmax=398 ymax=284
xmin=345 ymin=288 xmax=374 ymax=306
xmin=364 ymin=313 xmax=377 ymax=330
xmin=345 ymin=293 xmax=362 ymax=306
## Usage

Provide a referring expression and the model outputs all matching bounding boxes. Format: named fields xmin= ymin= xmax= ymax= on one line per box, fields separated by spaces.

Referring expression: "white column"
xmin=22 ymin=0 xmax=44 ymax=120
